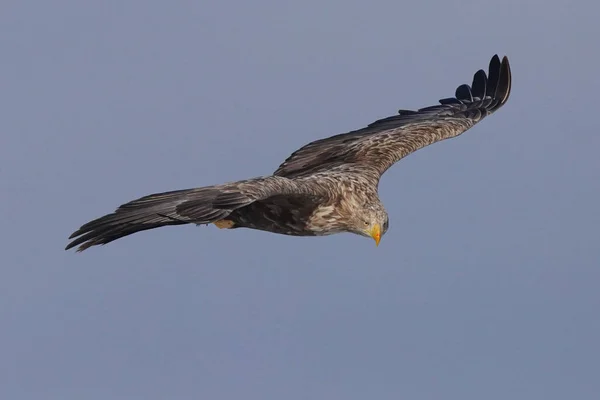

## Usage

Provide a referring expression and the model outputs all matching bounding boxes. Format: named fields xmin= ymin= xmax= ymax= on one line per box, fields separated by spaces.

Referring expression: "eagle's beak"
xmin=370 ymin=224 xmax=381 ymax=247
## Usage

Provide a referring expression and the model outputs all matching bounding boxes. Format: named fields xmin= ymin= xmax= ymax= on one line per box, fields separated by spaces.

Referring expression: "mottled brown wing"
xmin=65 ymin=176 xmax=327 ymax=252
xmin=274 ymin=55 xmax=511 ymax=179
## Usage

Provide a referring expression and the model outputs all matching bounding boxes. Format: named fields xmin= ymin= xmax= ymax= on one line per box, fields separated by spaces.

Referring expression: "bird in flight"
xmin=66 ymin=55 xmax=511 ymax=252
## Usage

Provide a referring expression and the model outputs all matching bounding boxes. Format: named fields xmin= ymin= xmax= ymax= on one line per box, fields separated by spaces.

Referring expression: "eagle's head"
xmin=349 ymin=201 xmax=389 ymax=246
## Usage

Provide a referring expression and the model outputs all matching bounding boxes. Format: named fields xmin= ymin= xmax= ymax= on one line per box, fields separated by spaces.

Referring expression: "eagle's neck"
xmin=306 ymin=185 xmax=378 ymax=235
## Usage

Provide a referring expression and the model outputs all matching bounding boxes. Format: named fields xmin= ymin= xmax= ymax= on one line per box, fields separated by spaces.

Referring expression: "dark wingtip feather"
xmin=486 ymin=55 xmax=501 ymax=99
xmin=495 ymin=56 xmax=511 ymax=105
xmin=439 ymin=97 xmax=463 ymax=105
xmin=455 ymin=84 xmax=473 ymax=102
xmin=65 ymin=213 xmax=189 ymax=252
xmin=471 ymin=69 xmax=487 ymax=99
xmin=370 ymin=55 xmax=512 ymax=132
xmin=442 ymin=54 xmax=511 ymax=114
xmin=65 ymin=189 xmax=199 ymax=252
xmin=429 ymin=54 xmax=511 ymax=115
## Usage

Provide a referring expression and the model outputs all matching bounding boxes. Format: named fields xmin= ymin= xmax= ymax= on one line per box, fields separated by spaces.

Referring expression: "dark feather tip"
xmin=455 ymin=84 xmax=473 ymax=102
xmin=471 ymin=70 xmax=487 ymax=99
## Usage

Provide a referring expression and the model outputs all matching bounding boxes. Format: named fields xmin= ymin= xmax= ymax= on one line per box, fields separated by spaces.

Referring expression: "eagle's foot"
xmin=213 ymin=219 xmax=235 ymax=229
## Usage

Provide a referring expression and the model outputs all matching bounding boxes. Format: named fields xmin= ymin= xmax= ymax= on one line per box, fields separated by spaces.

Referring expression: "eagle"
xmin=66 ymin=55 xmax=511 ymax=252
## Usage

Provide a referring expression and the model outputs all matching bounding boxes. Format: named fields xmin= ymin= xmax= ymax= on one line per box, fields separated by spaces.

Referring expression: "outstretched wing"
xmin=274 ymin=55 xmax=511 ymax=179
xmin=65 ymin=176 xmax=322 ymax=252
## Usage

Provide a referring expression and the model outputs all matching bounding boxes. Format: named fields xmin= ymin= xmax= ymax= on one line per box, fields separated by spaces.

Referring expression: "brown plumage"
xmin=66 ymin=55 xmax=511 ymax=252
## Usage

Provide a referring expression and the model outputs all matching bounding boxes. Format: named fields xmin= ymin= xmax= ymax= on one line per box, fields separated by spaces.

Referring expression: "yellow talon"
xmin=213 ymin=220 xmax=235 ymax=229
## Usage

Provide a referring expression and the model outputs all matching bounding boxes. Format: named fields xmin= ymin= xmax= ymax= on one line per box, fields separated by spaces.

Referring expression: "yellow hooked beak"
xmin=370 ymin=223 xmax=381 ymax=247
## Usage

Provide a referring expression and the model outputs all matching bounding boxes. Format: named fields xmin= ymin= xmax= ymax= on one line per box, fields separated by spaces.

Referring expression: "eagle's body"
xmin=226 ymin=168 xmax=381 ymax=236
xmin=66 ymin=55 xmax=511 ymax=252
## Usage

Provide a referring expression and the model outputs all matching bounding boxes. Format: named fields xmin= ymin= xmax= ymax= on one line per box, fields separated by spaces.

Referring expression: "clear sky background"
xmin=2 ymin=1 xmax=599 ymax=399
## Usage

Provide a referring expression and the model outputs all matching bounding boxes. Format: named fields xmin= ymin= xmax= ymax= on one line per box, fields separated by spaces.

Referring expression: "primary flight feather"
xmin=66 ymin=55 xmax=511 ymax=252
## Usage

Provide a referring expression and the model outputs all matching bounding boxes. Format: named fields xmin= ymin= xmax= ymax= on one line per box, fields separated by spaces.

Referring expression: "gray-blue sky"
xmin=2 ymin=1 xmax=599 ymax=399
